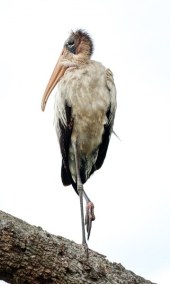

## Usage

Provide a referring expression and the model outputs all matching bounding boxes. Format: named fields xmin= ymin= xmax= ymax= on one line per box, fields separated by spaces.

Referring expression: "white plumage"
xmin=54 ymin=61 xmax=116 ymax=181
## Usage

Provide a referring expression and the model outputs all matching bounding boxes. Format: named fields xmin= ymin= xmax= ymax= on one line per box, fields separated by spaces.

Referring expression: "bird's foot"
xmin=85 ymin=202 xmax=95 ymax=240
xmin=82 ymin=241 xmax=89 ymax=258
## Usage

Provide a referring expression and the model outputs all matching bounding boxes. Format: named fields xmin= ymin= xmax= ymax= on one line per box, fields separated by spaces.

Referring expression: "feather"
xmin=54 ymin=61 xmax=116 ymax=195
xmin=58 ymin=104 xmax=78 ymax=193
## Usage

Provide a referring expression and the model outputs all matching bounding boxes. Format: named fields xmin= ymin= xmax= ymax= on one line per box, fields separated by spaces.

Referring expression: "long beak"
xmin=41 ymin=50 xmax=68 ymax=111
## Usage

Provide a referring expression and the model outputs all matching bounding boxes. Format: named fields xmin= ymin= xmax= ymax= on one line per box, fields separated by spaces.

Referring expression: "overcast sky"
xmin=0 ymin=1 xmax=170 ymax=283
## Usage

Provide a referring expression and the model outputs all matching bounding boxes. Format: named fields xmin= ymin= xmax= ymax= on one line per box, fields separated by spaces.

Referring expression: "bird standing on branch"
xmin=41 ymin=29 xmax=117 ymax=250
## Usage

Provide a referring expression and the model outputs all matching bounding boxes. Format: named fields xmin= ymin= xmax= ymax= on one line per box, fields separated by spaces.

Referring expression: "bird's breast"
xmin=55 ymin=61 xmax=110 ymax=154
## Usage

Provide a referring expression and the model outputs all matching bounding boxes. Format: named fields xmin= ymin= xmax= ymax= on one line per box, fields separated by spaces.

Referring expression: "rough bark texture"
xmin=0 ymin=211 xmax=156 ymax=284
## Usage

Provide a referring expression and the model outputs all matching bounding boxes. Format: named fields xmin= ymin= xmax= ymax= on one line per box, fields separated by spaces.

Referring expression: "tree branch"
xmin=0 ymin=210 xmax=155 ymax=284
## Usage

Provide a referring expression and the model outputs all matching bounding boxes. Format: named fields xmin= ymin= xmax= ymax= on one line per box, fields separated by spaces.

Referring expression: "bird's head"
xmin=41 ymin=29 xmax=93 ymax=111
xmin=64 ymin=30 xmax=93 ymax=59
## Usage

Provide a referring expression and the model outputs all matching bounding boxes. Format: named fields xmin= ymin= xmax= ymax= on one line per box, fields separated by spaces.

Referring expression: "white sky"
xmin=0 ymin=1 xmax=170 ymax=283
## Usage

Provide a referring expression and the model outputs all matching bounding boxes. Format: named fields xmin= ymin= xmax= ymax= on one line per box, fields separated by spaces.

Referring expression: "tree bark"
xmin=0 ymin=210 xmax=156 ymax=284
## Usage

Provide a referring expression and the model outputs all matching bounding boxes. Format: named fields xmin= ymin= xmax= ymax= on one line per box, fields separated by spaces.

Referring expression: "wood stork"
xmin=41 ymin=29 xmax=117 ymax=249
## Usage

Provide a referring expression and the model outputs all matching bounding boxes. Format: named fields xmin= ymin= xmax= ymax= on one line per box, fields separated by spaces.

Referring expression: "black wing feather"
xmin=59 ymin=104 xmax=78 ymax=194
xmin=90 ymin=106 xmax=114 ymax=175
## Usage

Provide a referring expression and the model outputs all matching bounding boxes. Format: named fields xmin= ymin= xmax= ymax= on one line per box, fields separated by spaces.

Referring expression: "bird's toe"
xmin=85 ymin=202 xmax=95 ymax=240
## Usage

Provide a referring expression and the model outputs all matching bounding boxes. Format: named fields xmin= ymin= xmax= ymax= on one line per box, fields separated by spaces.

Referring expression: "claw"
xmin=85 ymin=202 xmax=95 ymax=240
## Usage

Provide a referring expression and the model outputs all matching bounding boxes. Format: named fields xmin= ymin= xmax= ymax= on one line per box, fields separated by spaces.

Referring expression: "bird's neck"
xmin=61 ymin=53 xmax=90 ymax=67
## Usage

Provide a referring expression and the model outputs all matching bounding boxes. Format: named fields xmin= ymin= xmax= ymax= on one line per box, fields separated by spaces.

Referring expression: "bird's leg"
xmin=83 ymin=190 xmax=95 ymax=240
xmin=73 ymin=142 xmax=87 ymax=250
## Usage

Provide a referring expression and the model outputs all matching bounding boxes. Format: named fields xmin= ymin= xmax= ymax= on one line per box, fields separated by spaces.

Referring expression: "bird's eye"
xmin=66 ymin=39 xmax=76 ymax=54
xmin=67 ymin=40 xmax=75 ymax=46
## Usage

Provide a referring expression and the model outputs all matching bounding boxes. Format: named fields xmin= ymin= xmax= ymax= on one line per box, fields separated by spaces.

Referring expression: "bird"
xmin=41 ymin=29 xmax=117 ymax=250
